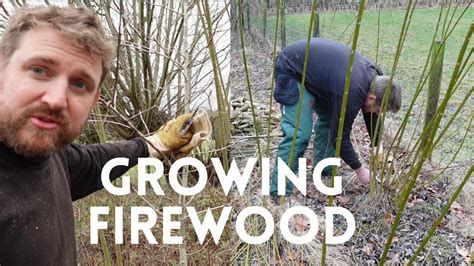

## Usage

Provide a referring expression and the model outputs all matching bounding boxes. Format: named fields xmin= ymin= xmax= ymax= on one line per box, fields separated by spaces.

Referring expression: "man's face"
xmin=0 ymin=26 xmax=102 ymax=156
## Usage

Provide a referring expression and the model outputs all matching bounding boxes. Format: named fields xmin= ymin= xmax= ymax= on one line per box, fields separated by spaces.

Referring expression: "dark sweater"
xmin=0 ymin=138 xmax=149 ymax=265
xmin=274 ymin=38 xmax=382 ymax=169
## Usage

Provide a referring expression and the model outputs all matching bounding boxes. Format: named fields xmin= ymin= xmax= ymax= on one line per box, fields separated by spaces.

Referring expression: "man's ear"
xmin=367 ymin=93 xmax=377 ymax=105
xmin=94 ymin=89 xmax=101 ymax=104
xmin=362 ymin=93 xmax=377 ymax=113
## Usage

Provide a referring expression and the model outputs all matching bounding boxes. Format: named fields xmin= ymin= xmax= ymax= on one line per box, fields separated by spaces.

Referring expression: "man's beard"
xmin=0 ymin=103 xmax=81 ymax=157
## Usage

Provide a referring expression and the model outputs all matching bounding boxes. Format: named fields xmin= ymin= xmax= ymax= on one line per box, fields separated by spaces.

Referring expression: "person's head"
xmin=363 ymin=75 xmax=402 ymax=114
xmin=0 ymin=5 xmax=115 ymax=157
xmin=1 ymin=5 xmax=114 ymax=84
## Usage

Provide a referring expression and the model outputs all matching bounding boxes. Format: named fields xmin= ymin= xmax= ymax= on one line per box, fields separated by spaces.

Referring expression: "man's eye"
xmin=31 ymin=67 xmax=46 ymax=75
xmin=72 ymin=80 xmax=88 ymax=91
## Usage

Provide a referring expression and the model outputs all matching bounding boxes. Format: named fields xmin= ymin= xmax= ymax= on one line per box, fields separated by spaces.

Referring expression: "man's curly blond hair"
xmin=1 ymin=5 xmax=115 ymax=85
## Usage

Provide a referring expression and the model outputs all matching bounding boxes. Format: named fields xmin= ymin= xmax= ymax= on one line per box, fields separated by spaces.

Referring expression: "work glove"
xmin=146 ymin=110 xmax=212 ymax=158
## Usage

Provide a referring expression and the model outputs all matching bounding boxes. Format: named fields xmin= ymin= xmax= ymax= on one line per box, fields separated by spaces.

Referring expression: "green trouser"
xmin=271 ymin=87 xmax=335 ymax=195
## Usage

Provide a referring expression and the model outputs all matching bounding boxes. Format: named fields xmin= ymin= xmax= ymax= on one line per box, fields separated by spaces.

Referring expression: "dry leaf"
xmin=387 ymin=253 xmax=401 ymax=263
xmin=450 ymin=201 xmax=474 ymax=221
xmin=305 ymin=154 xmax=312 ymax=166
xmin=335 ymin=196 xmax=350 ymax=206
xmin=456 ymin=245 xmax=471 ymax=264
xmin=167 ymin=247 xmax=180 ymax=261
xmin=270 ymin=254 xmax=283 ymax=265
xmin=396 ymin=152 xmax=406 ymax=160
xmin=384 ymin=212 xmax=393 ymax=225
xmin=468 ymin=214 xmax=474 ymax=222
xmin=287 ymin=251 xmax=296 ymax=261
xmin=363 ymin=243 xmax=374 ymax=255
xmin=407 ymin=194 xmax=424 ymax=208
xmin=451 ymin=201 xmax=464 ymax=213
xmin=293 ymin=214 xmax=309 ymax=234
xmin=307 ymin=184 xmax=320 ymax=199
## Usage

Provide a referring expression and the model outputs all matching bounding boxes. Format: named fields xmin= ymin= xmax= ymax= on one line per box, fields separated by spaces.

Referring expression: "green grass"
xmin=262 ymin=7 xmax=473 ymax=164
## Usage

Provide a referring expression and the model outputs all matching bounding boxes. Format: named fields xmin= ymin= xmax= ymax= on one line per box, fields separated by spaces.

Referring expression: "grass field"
xmin=264 ymin=6 xmax=473 ymax=164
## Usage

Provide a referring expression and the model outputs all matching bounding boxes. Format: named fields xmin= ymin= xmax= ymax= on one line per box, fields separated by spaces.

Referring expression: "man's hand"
xmin=355 ymin=166 xmax=370 ymax=184
xmin=157 ymin=113 xmax=195 ymax=150
xmin=146 ymin=111 xmax=213 ymax=158
xmin=146 ymin=113 xmax=194 ymax=158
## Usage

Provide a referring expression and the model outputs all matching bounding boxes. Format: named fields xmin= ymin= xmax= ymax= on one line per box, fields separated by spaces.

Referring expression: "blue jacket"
xmin=274 ymin=38 xmax=382 ymax=169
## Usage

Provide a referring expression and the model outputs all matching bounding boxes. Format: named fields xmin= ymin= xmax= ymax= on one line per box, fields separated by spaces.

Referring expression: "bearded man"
xmin=0 ymin=6 xmax=210 ymax=264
